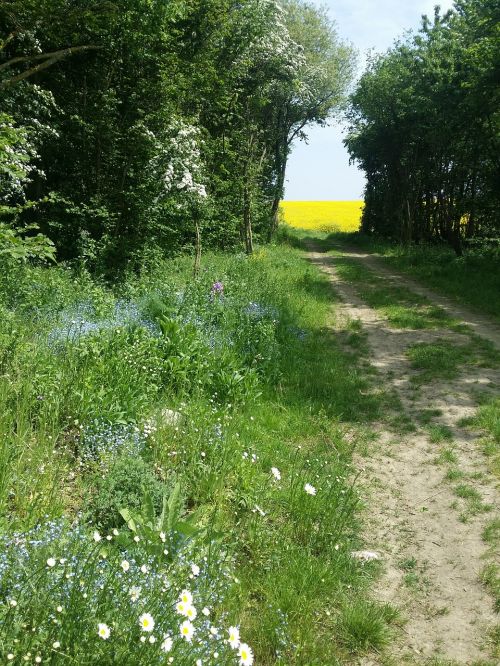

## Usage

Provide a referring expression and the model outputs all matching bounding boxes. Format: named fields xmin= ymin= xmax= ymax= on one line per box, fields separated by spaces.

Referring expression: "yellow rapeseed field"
xmin=280 ymin=200 xmax=364 ymax=232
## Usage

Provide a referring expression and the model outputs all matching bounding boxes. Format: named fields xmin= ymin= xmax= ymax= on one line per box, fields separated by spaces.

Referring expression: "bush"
xmin=86 ymin=456 xmax=168 ymax=531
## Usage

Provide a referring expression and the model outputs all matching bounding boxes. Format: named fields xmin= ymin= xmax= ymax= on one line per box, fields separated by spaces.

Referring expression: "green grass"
xmin=483 ymin=518 xmax=500 ymax=549
xmin=416 ymin=408 xmax=443 ymax=425
xmin=335 ymin=599 xmax=397 ymax=653
xmin=435 ymin=448 xmax=458 ymax=465
xmin=480 ymin=563 xmax=500 ymax=614
xmin=445 ymin=468 xmax=465 ymax=481
xmin=454 ymin=484 xmax=492 ymax=521
xmin=406 ymin=338 xmax=499 ymax=384
xmin=0 ymin=243 xmax=396 ymax=664
xmin=463 ymin=397 xmax=500 ymax=479
xmin=428 ymin=424 xmax=454 ymax=444
xmin=407 ymin=341 xmax=468 ymax=382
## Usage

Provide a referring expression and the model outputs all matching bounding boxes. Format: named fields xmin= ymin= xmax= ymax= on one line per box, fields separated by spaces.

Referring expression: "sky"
xmin=284 ymin=0 xmax=456 ymax=201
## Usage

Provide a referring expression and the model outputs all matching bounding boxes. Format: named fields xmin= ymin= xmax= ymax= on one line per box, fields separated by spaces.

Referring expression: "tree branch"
xmin=0 ymin=32 xmax=16 ymax=52
xmin=0 ymin=44 xmax=101 ymax=72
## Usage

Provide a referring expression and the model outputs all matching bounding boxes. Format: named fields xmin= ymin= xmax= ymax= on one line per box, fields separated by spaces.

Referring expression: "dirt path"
xmin=342 ymin=246 xmax=500 ymax=350
xmin=306 ymin=243 xmax=500 ymax=665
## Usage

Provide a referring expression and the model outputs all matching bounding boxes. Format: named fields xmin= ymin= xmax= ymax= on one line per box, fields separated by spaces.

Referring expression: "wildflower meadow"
xmin=0 ymin=247 xmax=395 ymax=664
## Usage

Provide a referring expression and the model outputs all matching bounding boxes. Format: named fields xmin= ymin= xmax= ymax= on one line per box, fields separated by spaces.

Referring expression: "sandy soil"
xmin=307 ymin=243 xmax=499 ymax=665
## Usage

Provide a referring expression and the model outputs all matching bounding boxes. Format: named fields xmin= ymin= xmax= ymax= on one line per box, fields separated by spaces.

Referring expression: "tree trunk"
xmin=243 ymin=178 xmax=253 ymax=255
xmin=193 ymin=215 xmax=201 ymax=276
xmin=268 ymin=161 xmax=286 ymax=242
xmin=268 ymin=131 xmax=288 ymax=242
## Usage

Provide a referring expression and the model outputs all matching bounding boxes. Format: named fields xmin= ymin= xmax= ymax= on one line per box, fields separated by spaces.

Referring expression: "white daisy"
xmin=46 ymin=558 xmax=56 ymax=568
xmin=93 ymin=531 xmax=101 ymax=542
xmin=228 ymin=626 xmax=240 ymax=649
xmin=191 ymin=563 xmax=200 ymax=577
xmin=178 ymin=589 xmax=193 ymax=605
xmin=139 ymin=613 xmax=155 ymax=632
xmin=120 ymin=560 xmax=130 ymax=572
xmin=180 ymin=619 xmax=195 ymax=642
xmin=271 ymin=467 xmax=281 ymax=481
xmin=161 ymin=635 xmax=173 ymax=653
xmin=238 ymin=643 xmax=254 ymax=666
xmin=304 ymin=483 xmax=317 ymax=496
xmin=202 ymin=607 xmax=210 ymax=617
xmin=129 ymin=586 xmax=141 ymax=602
xmin=176 ymin=600 xmax=189 ymax=616
xmin=185 ymin=605 xmax=197 ymax=621
xmin=98 ymin=623 xmax=110 ymax=640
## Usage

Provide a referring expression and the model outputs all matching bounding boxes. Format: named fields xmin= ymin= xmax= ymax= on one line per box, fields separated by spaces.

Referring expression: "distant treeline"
xmin=0 ymin=0 xmax=355 ymax=270
xmin=346 ymin=0 xmax=499 ymax=255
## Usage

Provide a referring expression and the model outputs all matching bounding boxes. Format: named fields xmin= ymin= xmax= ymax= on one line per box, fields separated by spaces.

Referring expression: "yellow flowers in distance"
xmin=280 ymin=200 xmax=364 ymax=233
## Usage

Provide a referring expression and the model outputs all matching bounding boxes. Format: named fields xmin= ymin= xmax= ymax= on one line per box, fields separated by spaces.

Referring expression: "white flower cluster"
xmin=0 ymin=115 xmax=38 ymax=202
xmin=139 ymin=118 xmax=208 ymax=206
xmin=230 ymin=0 xmax=305 ymax=84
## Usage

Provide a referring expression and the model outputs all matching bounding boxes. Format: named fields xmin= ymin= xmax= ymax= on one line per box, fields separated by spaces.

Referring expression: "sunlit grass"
xmin=280 ymin=201 xmax=363 ymax=233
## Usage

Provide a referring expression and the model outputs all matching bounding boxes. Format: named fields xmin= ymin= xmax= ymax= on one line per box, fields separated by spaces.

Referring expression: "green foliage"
xmin=119 ymin=481 xmax=204 ymax=562
xmin=0 ymin=222 xmax=55 ymax=263
xmin=86 ymin=456 xmax=168 ymax=531
xmin=1 ymin=0 xmax=354 ymax=266
xmin=0 ymin=113 xmax=55 ymax=263
xmin=346 ymin=0 xmax=500 ymax=254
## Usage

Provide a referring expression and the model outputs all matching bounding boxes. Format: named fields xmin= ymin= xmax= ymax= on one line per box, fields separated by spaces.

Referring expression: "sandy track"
xmin=307 ymin=244 xmax=499 ymax=664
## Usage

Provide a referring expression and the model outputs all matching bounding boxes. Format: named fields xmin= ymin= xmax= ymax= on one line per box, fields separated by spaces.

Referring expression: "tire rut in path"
xmin=306 ymin=245 xmax=499 ymax=664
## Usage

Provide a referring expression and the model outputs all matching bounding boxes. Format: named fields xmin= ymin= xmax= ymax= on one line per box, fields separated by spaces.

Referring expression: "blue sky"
xmin=284 ymin=0 xmax=455 ymax=200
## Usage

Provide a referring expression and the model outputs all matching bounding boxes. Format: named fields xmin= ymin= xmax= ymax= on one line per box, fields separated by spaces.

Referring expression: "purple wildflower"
xmin=210 ymin=282 xmax=224 ymax=296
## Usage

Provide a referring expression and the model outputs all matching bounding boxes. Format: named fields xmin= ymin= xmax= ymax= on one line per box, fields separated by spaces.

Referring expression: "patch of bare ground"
xmin=306 ymin=244 xmax=500 ymax=665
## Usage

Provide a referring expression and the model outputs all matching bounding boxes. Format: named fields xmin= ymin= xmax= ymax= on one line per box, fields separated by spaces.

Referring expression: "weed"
xmin=480 ymin=564 xmax=500 ymax=613
xmin=435 ymin=448 xmax=458 ymax=465
xmin=336 ymin=599 xmax=394 ymax=653
xmin=483 ymin=519 xmax=500 ymax=549
xmin=428 ymin=425 xmax=454 ymax=444
xmin=407 ymin=341 xmax=466 ymax=382
xmin=445 ymin=468 xmax=464 ymax=481
xmin=0 ymin=243 xmax=389 ymax=662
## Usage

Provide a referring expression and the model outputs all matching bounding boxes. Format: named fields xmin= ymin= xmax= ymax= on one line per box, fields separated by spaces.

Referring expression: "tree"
xmin=345 ymin=0 xmax=500 ymax=254
xmin=266 ymin=0 xmax=355 ymax=239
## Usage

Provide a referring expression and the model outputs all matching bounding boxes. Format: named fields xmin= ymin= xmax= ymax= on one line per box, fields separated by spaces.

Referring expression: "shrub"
xmin=86 ymin=456 xmax=168 ymax=531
